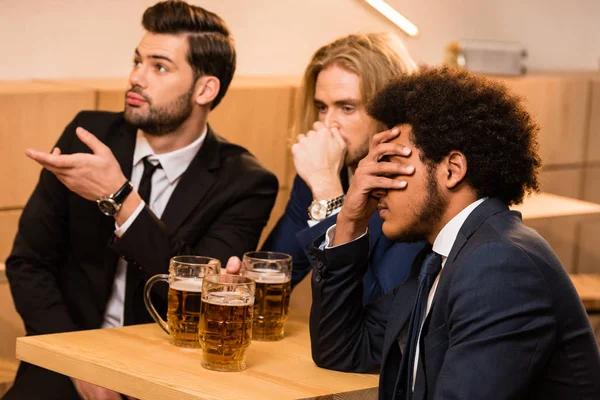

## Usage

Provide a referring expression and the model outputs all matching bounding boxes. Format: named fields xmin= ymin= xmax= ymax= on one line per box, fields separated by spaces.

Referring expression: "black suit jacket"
xmin=6 ymin=111 xmax=278 ymax=336
xmin=309 ymin=198 xmax=600 ymax=399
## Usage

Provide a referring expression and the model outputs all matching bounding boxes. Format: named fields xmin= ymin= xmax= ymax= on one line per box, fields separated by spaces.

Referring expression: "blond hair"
xmin=293 ymin=32 xmax=417 ymax=136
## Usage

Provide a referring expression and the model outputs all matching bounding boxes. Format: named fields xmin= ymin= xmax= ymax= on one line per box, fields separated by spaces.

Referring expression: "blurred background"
xmin=1 ymin=0 xmax=599 ymax=79
xmin=1 ymin=0 xmax=600 ymax=394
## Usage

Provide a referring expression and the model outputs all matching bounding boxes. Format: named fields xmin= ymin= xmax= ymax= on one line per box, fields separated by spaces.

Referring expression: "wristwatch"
xmin=307 ymin=194 xmax=346 ymax=221
xmin=96 ymin=181 xmax=134 ymax=216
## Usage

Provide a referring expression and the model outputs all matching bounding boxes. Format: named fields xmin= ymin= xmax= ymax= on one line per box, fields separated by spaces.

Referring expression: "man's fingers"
xmin=363 ymin=142 xmax=411 ymax=164
xmin=364 ymin=161 xmax=415 ymax=177
xmin=312 ymin=121 xmax=327 ymax=131
xmin=76 ymin=127 xmax=109 ymax=155
xmin=371 ymin=176 xmax=408 ymax=190
xmin=25 ymin=148 xmax=79 ymax=169
xmin=224 ymin=256 xmax=242 ymax=274
xmin=330 ymin=127 xmax=347 ymax=149
xmin=371 ymin=126 xmax=401 ymax=148
xmin=374 ymin=142 xmax=412 ymax=160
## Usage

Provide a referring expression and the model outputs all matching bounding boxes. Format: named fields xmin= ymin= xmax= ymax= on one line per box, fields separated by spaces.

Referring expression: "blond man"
xmin=228 ymin=33 xmax=424 ymax=304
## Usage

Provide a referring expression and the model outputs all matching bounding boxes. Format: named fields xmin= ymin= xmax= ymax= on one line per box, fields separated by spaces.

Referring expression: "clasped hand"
xmin=292 ymin=121 xmax=346 ymax=200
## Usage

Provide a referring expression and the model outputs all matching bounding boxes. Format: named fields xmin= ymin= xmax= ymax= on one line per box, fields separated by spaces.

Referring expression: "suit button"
xmin=315 ymin=274 xmax=322 ymax=283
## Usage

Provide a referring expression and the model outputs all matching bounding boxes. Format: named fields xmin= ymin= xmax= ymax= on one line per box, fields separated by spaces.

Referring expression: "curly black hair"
xmin=367 ymin=67 xmax=542 ymax=205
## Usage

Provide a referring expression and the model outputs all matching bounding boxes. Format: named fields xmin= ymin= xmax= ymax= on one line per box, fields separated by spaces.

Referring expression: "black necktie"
xmin=404 ymin=251 xmax=443 ymax=397
xmin=138 ymin=157 xmax=161 ymax=204
xmin=123 ymin=156 xmax=161 ymax=326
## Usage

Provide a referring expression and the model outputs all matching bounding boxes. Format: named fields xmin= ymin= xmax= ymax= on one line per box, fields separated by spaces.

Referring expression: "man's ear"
xmin=194 ymin=76 xmax=220 ymax=107
xmin=443 ymin=150 xmax=467 ymax=189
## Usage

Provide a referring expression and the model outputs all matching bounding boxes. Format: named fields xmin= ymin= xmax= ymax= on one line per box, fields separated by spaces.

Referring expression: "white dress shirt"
xmin=101 ymin=127 xmax=207 ymax=328
xmin=411 ymin=197 xmax=487 ymax=388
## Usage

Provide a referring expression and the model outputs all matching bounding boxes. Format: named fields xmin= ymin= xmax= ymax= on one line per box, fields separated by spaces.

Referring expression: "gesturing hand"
xmin=292 ymin=121 xmax=346 ymax=200
xmin=25 ymin=127 xmax=128 ymax=201
xmin=333 ymin=127 xmax=414 ymax=246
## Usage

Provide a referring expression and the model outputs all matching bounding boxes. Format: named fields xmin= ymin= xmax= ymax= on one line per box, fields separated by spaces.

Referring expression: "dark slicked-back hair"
xmin=142 ymin=0 xmax=235 ymax=109
xmin=368 ymin=67 xmax=541 ymax=205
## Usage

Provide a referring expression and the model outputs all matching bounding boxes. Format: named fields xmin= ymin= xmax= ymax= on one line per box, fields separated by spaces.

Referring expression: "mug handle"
xmin=143 ymin=274 xmax=170 ymax=335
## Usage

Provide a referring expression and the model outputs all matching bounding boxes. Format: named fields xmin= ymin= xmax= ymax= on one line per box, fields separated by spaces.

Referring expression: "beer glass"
xmin=241 ymin=251 xmax=292 ymax=341
xmin=199 ymin=274 xmax=255 ymax=372
xmin=144 ymin=256 xmax=220 ymax=348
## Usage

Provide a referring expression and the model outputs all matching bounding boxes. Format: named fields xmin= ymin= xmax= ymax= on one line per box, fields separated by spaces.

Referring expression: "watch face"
xmin=309 ymin=201 xmax=328 ymax=221
xmin=97 ymin=199 xmax=118 ymax=216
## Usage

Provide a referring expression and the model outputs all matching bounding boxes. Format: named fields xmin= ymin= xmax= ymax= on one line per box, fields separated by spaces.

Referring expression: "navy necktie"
xmin=138 ymin=157 xmax=161 ymax=204
xmin=404 ymin=251 xmax=443 ymax=397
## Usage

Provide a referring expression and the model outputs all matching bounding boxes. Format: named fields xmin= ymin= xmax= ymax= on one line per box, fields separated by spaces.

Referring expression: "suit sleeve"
xmin=5 ymin=116 xmax=80 ymax=335
xmin=262 ymin=174 xmax=338 ymax=288
xmin=111 ymin=159 xmax=279 ymax=279
xmin=309 ymin=233 xmax=393 ymax=373
xmin=434 ymin=241 xmax=556 ymax=399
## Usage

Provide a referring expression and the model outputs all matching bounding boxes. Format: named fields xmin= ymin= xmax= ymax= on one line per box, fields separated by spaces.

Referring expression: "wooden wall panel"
xmin=0 ymin=82 xmax=95 ymax=208
xmin=209 ymin=81 xmax=296 ymax=185
xmin=36 ymin=78 xmax=127 ymax=112
xmin=587 ymin=79 xmax=600 ymax=164
xmin=0 ymin=210 xmax=20 ymax=263
xmin=496 ymin=75 xmax=590 ymax=167
xmin=579 ymin=166 xmax=600 ymax=273
xmin=525 ymin=169 xmax=583 ymax=272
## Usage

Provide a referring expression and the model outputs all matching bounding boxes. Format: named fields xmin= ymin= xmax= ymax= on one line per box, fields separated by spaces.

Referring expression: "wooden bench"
xmin=570 ymin=274 xmax=600 ymax=314
xmin=0 ymin=357 xmax=19 ymax=397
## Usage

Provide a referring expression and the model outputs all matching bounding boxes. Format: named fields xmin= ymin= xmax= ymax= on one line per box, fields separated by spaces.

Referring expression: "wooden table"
xmin=570 ymin=274 xmax=600 ymax=313
xmin=16 ymin=314 xmax=378 ymax=400
xmin=512 ymin=192 xmax=600 ymax=221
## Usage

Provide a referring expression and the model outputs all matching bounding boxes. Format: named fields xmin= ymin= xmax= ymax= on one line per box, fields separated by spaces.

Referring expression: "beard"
xmin=394 ymin=167 xmax=449 ymax=243
xmin=124 ymin=86 xmax=194 ymax=136
xmin=345 ymin=137 xmax=370 ymax=168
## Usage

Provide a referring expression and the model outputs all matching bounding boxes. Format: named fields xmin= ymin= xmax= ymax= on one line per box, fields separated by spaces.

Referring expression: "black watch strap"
xmin=112 ymin=181 xmax=134 ymax=205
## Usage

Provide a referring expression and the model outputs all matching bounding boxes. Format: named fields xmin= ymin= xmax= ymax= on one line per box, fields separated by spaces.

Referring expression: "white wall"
xmin=0 ymin=0 xmax=598 ymax=80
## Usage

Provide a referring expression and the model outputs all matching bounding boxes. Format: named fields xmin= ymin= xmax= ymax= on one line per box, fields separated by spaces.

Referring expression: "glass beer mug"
xmin=144 ymin=256 xmax=220 ymax=348
xmin=241 ymin=251 xmax=292 ymax=341
xmin=199 ymin=274 xmax=255 ymax=371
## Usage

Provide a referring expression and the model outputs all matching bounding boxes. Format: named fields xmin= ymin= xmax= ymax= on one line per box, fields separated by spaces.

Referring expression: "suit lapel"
xmin=111 ymin=120 xmax=137 ymax=181
xmin=160 ymin=125 xmax=220 ymax=234
xmin=445 ymin=198 xmax=509 ymax=268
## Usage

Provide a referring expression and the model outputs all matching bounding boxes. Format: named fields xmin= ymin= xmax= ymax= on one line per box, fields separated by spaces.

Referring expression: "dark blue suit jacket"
xmin=262 ymin=173 xmax=425 ymax=304
xmin=309 ymin=198 xmax=600 ymax=399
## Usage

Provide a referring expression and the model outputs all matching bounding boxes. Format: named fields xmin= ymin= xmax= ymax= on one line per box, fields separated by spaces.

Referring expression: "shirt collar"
xmin=132 ymin=126 xmax=208 ymax=184
xmin=432 ymin=197 xmax=488 ymax=258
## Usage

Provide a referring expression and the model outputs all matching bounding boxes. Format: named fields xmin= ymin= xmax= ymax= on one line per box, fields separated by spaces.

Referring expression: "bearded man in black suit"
xmin=5 ymin=1 xmax=277 ymax=399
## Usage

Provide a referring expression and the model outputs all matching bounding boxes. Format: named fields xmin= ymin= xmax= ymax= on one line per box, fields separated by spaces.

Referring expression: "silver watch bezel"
xmin=96 ymin=196 xmax=122 ymax=217
xmin=308 ymin=199 xmax=328 ymax=221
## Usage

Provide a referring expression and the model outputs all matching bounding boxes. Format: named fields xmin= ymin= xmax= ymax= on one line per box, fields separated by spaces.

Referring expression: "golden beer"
xmin=144 ymin=256 xmax=220 ymax=348
xmin=199 ymin=291 xmax=254 ymax=372
xmin=166 ymin=280 xmax=203 ymax=348
xmin=251 ymin=271 xmax=291 ymax=341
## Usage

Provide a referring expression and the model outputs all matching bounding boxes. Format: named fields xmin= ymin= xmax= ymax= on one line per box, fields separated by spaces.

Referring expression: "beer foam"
xmin=246 ymin=269 xmax=290 ymax=284
xmin=204 ymin=291 xmax=253 ymax=306
xmin=171 ymin=280 xmax=203 ymax=292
